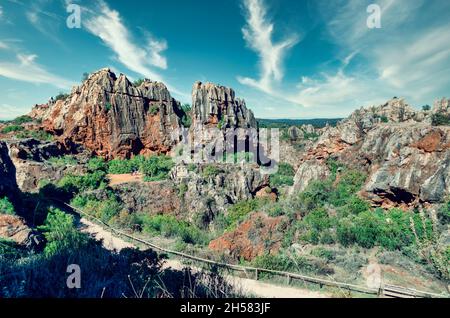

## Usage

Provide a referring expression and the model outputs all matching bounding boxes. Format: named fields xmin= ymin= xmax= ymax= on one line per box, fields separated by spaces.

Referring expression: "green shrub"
xmin=0 ymin=197 xmax=15 ymax=215
xmin=226 ymin=199 xmax=265 ymax=230
xmin=141 ymin=214 xmax=208 ymax=245
xmin=58 ymin=170 xmax=108 ymax=193
xmin=269 ymin=163 xmax=295 ymax=188
xmin=15 ymin=129 xmax=53 ymax=141
xmin=71 ymin=193 xmax=121 ymax=223
xmin=149 ymin=105 xmax=159 ymax=116
xmin=140 ymin=155 xmax=174 ymax=181
xmin=11 ymin=115 xmax=33 ymax=125
xmin=38 ymin=208 xmax=88 ymax=256
xmin=54 ymin=92 xmax=69 ymax=101
xmin=133 ymin=78 xmax=145 ymax=86
xmin=422 ymin=105 xmax=431 ymax=111
xmin=432 ymin=113 xmax=450 ymax=126
xmin=202 ymin=165 xmax=223 ymax=178
xmin=1 ymin=125 xmax=24 ymax=134
xmin=181 ymin=104 xmax=192 ymax=128
xmin=87 ymin=157 xmax=107 ymax=172
xmin=108 ymin=155 xmax=173 ymax=181
xmin=48 ymin=155 xmax=78 ymax=167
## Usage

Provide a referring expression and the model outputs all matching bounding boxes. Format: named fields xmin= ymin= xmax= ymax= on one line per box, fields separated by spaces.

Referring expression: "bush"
xmin=141 ymin=214 xmax=208 ymax=245
xmin=54 ymin=92 xmax=69 ymax=101
xmin=58 ymin=170 xmax=108 ymax=194
xmin=38 ymin=208 xmax=88 ymax=256
xmin=48 ymin=155 xmax=78 ymax=167
xmin=0 ymin=197 xmax=15 ymax=215
xmin=108 ymin=155 xmax=173 ymax=181
xmin=269 ymin=163 xmax=295 ymax=188
xmin=202 ymin=165 xmax=223 ymax=178
xmin=15 ymin=129 xmax=53 ymax=141
xmin=432 ymin=113 xmax=450 ymax=126
xmin=11 ymin=115 xmax=33 ymax=125
xmin=422 ymin=105 xmax=431 ymax=111
xmin=71 ymin=192 xmax=122 ymax=223
xmin=226 ymin=199 xmax=265 ymax=231
xmin=87 ymin=157 xmax=107 ymax=172
xmin=1 ymin=125 xmax=24 ymax=134
xmin=181 ymin=104 xmax=192 ymax=128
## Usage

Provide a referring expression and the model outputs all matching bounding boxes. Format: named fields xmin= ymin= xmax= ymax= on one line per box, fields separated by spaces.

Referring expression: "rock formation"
xmin=32 ymin=69 xmax=184 ymax=159
xmin=191 ymin=81 xmax=256 ymax=129
xmin=0 ymin=141 xmax=18 ymax=197
xmin=289 ymin=98 xmax=450 ymax=207
xmin=209 ymin=212 xmax=286 ymax=260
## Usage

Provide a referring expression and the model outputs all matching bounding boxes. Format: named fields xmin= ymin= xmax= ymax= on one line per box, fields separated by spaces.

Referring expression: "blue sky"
xmin=0 ymin=0 xmax=449 ymax=120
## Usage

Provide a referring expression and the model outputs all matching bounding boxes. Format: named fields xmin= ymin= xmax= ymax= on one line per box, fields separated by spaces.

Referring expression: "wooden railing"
xmin=55 ymin=200 xmax=448 ymax=299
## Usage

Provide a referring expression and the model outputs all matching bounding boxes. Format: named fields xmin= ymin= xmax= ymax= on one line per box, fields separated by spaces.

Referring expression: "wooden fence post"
xmin=255 ymin=269 xmax=259 ymax=281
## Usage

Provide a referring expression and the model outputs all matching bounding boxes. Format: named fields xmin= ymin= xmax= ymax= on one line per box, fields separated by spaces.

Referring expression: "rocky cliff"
xmin=289 ymin=98 xmax=450 ymax=207
xmin=191 ymin=81 xmax=256 ymax=129
xmin=32 ymin=69 xmax=184 ymax=159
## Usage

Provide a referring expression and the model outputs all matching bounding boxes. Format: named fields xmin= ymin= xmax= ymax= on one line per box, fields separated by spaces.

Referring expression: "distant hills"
xmin=257 ymin=118 xmax=343 ymax=129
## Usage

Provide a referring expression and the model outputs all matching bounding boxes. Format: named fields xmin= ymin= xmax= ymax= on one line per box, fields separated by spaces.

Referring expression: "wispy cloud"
xmin=84 ymin=0 xmax=179 ymax=93
xmin=0 ymin=52 xmax=75 ymax=89
xmin=237 ymin=0 xmax=299 ymax=94
xmin=0 ymin=5 xmax=3 ymax=19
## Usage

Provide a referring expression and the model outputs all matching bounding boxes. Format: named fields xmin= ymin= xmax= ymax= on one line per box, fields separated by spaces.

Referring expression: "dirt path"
xmin=108 ymin=173 xmax=144 ymax=186
xmin=79 ymin=218 xmax=329 ymax=298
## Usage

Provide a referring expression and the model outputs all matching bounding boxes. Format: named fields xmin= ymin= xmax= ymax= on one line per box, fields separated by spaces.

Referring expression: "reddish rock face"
xmin=0 ymin=214 xmax=32 ymax=246
xmin=209 ymin=212 xmax=286 ymax=261
xmin=33 ymin=69 xmax=184 ymax=159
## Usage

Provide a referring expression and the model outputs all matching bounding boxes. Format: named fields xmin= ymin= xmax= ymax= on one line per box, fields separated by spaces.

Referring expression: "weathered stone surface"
xmin=191 ymin=81 xmax=256 ymax=129
xmin=0 ymin=141 xmax=18 ymax=197
xmin=289 ymin=98 xmax=450 ymax=206
xmin=290 ymin=160 xmax=330 ymax=195
xmin=33 ymin=69 xmax=184 ymax=159
xmin=209 ymin=212 xmax=286 ymax=260
xmin=0 ymin=214 xmax=34 ymax=246
xmin=171 ymin=163 xmax=270 ymax=223
xmin=5 ymin=139 xmax=86 ymax=192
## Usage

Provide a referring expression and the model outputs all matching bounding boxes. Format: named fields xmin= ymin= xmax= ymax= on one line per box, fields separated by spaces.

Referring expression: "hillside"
xmin=0 ymin=69 xmax=449 ymax=298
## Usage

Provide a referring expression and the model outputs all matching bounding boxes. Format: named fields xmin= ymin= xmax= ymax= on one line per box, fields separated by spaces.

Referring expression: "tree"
xmin=422 ymin=105 xmax=431 ymax=111
xmin=82 ymin=72 xmax=89 ymax=82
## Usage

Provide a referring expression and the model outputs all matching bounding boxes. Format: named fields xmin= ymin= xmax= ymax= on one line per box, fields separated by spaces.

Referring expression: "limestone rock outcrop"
xmin=32 ymin=69 xmax=184 ymax=159
xmin=191 ymin=81 xmax=256 ymax=129
xmin=0 ymin=214 xmax=37 ymax=247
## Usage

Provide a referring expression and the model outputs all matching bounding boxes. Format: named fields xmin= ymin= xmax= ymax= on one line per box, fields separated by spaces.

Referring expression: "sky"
xmin=0 ymin=0 xmax=449 ymax=120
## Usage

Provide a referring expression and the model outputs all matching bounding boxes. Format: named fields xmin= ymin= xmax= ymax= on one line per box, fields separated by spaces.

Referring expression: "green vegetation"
xmin=217 ymin=117 xmax=226 ymax=129
xmin=431 ymin=113 xmax=450 ymax=126
xmin=269 ymin=162 xmax=295 ymax=188
xmin=1 ymin=125 xmax=24 ymax=134
xmin=202 ymin=164 xmax=223 ymax=178
xmin=15 ymin=129 xmax=53 ymax=141
xmin=82 ymin=72 xmax=90 ymax=81
xmin=10 ymin=115 xmax=33 ymax=125
xmin=48 ymin=155 xmax=78 ymax=167
xmin=149 ymin=104 xmax=159 ymax=115
xmin=54 ymin=92 xmax=70 ymax=101
xmin=38 ymin=208 xmax=88 ymax=257
xmin=251 ymin=253 xmax=333 ymax=277
xmin=422 ymin=105 xmax=431 ymax=111
xmin=0 ymin=197 xmax=15 ymax=215
xmin=225 ymin=198 xmax=268 ymax=231
xmin=105 ymin=102 xmax=112 ymax=112
xmin=72 ymin=192 xmax=122 ymax=224
xmin=257 ymin=118 xmax=342 ymax=129
xmin=133 ymin=78 xmax=145 ymax=86
xmin=108 ymin=155 xmax=174 ymax=181
xmin=181 ymin=104 xmax=192 ymax=127
xmin=141 ymin=214 xmax=209 ymax=245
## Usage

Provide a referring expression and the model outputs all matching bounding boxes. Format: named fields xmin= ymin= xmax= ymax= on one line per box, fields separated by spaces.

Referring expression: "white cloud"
xmin=0 ymin=5 xmax=3 ymax=19
xmin=84 ymin=1 xmax=174 ymax=87
xmin=148 ymin=37 xmax=168 ymax=70
xmin=0 ymin=53 xmax=75 ymax=89
xmin=237 ymin=0 xmax=299 ymax=94
xmin=0 ymin=41 xmax=8 ymax=50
